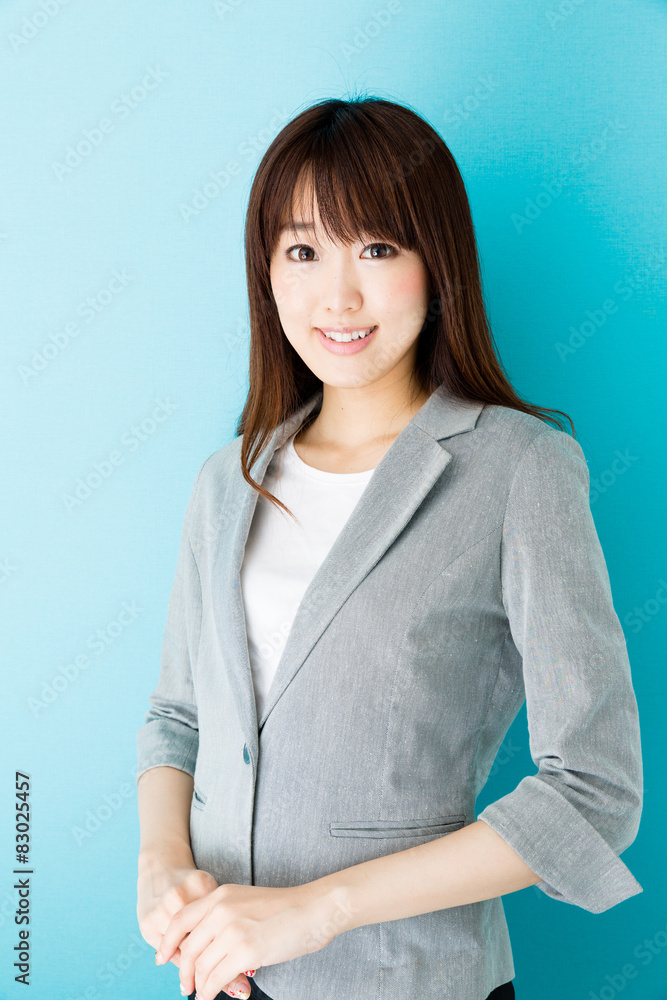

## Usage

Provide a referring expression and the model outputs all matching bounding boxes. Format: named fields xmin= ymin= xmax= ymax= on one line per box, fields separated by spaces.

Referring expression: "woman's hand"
xmin=137 ymin=845 xmax=220 ymax=968
xmin=155 ymin=880 xmax=347 ymax=1000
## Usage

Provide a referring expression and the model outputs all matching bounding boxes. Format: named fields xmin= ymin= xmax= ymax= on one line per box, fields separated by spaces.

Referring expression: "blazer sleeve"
xmin=135 ymin=463 xmax=206 ymax=785
xmin=476 ymin=427 xmax=644 ymax=913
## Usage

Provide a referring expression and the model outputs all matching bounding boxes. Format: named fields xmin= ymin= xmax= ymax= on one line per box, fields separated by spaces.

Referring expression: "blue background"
xmin=1 ymin=1 xmax=665 ymax=998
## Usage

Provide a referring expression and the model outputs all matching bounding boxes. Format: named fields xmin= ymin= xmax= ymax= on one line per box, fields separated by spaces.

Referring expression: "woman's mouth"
xmin=316 ymin=325 xmax=378 ymax=355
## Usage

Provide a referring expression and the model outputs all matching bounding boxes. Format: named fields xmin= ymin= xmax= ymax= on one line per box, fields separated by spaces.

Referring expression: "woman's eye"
xmin=286 ymin=245 xmax=317 ymax=262
xmin=285 ymin=242 xmax=396 ymax=262
xmin=362 ymin=243 xmax=396 ymax=259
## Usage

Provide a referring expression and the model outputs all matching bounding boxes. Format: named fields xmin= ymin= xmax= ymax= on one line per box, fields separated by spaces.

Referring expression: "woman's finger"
xmin=180 ymin=934 xmax=245 ymax=1000
xmin=155 ymin=895 xmax=210 ymax=964
xmin=176 ymin=924 xmax=219 ymax=995
xmin=225 ymin=976 xmax=251 ymax=998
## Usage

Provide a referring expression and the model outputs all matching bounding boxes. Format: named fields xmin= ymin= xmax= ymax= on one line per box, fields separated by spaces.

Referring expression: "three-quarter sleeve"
xmin=476 ymin=427 xmax=643 ymax=913
xmin=135 ymin=463 xmax=205 ymax=784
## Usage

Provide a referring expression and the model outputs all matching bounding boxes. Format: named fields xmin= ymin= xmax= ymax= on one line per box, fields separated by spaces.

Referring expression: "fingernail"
xmin=237 ymin=991 xmax=251 ymax=999
xmin=155 ymin=950 xmax=162 ymax=964
xmin=179 ymin=985 xmax=188 ymax=996
xmin=244 ymin=970 xmax=256 ymax=977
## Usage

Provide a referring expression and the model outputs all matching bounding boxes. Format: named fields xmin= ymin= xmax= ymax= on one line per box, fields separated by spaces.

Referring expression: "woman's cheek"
xmin=394 ymin=270 xmax=427 ymax=295
xmin=271 ymin=276 xmax=292 ymax=312
xmin=378 ymin=283 xmax=429 ymax=333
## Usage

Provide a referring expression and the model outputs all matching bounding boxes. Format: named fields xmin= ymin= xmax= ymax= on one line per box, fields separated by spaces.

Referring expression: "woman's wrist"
xmin=292 ymin=878 xmax=360 ymax=947
xmin=138 ymin=837 xmax=195 ymax=874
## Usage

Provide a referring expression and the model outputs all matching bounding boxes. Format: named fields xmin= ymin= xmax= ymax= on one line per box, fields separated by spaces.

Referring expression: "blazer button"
xmin=243 ymin=743 xmax=250 ymax=764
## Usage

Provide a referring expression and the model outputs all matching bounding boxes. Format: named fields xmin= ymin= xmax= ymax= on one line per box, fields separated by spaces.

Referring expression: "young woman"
xmin=136 ymin=97 xmax=643 ymax=1000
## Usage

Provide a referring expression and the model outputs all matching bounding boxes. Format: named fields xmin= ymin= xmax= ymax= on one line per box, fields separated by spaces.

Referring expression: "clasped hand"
xmin=155 ymin=881 xmax=340 ymax=1000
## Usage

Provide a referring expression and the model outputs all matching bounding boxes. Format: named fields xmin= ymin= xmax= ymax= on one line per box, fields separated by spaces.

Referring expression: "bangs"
xmin=261 ymin=111 xmax=428 ymax=259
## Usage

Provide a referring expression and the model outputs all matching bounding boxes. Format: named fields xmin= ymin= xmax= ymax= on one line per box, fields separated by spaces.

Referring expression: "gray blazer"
xmin=136 ymin=383 xmax=643 ymax=1000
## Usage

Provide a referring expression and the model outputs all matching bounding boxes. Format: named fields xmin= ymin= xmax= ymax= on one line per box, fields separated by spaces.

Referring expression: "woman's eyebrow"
xmin=278 ymin=220 xmax=316 ymax=234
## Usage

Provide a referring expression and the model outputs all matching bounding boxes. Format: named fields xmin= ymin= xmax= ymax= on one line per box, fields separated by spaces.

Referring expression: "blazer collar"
xmin=212 ymin=384 xmax=485 ymax=744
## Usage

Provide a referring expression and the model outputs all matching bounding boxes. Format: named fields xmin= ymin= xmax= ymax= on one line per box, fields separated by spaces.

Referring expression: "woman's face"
xmin=269 ymin=193 xmax=431 ymax=391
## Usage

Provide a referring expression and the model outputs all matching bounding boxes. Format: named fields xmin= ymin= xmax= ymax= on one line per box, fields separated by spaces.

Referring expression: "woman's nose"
xmin=321 ymin=263 xmax=363 ymax=319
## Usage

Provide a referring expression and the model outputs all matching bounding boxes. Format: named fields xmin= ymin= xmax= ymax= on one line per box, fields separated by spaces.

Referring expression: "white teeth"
xmin=323 ymin=327 xmax=374 ymax=343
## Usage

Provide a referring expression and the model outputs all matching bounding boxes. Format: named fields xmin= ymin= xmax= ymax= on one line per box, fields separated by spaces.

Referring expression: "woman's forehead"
xmin=280 ymin=180 xmax=317 ymax=226
xmin=278 ymin=196 xmax=384 ymax=245
xmin=274 ymin=170 xmax=406 ymax=248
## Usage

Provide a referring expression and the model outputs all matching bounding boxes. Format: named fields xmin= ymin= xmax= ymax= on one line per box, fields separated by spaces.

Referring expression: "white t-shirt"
xmin=240 ymin=431 xmax=376 ymax=720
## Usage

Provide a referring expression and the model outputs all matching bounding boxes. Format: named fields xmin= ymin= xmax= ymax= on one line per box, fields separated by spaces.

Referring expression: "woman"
xmin=136 ymin=97 xmax=643 ymax=1000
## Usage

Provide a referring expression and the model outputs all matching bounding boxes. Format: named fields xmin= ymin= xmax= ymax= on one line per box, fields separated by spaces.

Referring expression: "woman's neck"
xmin=292 ymin=381 xmax=432 ymax=474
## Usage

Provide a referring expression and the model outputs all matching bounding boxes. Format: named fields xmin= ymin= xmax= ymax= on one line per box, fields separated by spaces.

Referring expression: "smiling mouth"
xmin=318 ymin=326 xmax=377 ymax=343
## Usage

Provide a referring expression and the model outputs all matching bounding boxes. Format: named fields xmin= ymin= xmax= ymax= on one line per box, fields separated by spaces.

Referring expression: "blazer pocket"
xmin=192 ymin=785 xmax=208 ymax=811
xmin=329 ymin=815 xmax=466 ymax=838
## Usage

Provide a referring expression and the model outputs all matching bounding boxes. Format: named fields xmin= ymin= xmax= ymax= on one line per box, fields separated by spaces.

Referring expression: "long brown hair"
xmin=238 ymin=95 xmax=574 ymax=515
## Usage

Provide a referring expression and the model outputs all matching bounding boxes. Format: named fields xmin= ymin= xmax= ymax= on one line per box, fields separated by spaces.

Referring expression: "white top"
xmin=240 ymin=431 xmax=376 ymax=721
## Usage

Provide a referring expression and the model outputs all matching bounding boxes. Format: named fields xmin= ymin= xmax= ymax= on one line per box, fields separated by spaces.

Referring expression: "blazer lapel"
xmin=211 ymin=391 xmax=324 ymax=745
xmin=211 ymin=384 xmax=485 ymax=745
